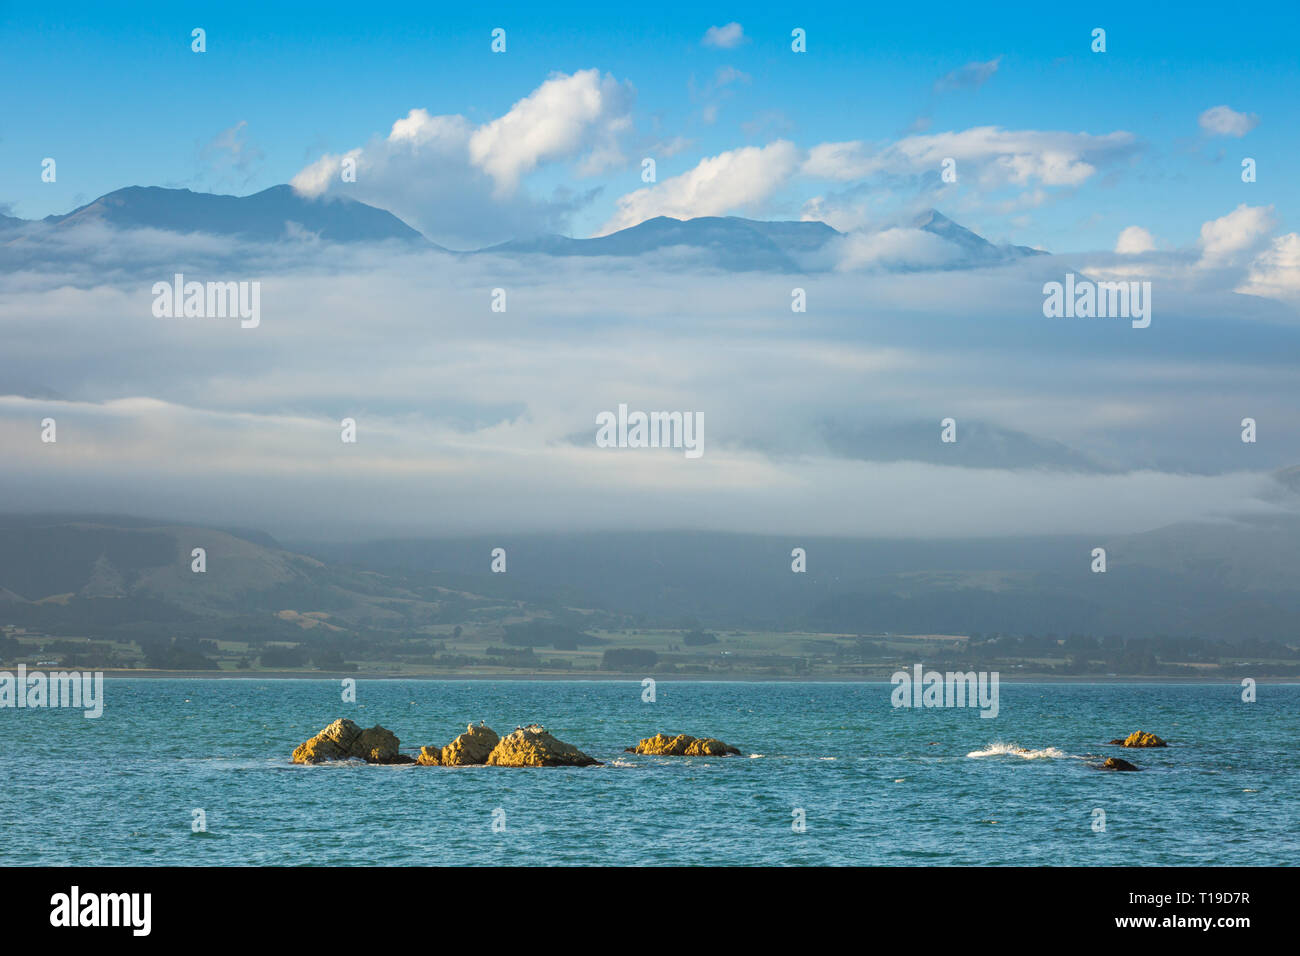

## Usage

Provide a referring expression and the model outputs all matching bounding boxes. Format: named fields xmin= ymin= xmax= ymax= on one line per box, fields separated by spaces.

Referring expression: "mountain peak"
xmin=913 ymin=207 xmax=1046 ymax=260
xmin=912 ymin=208 xmax=948 ymax=229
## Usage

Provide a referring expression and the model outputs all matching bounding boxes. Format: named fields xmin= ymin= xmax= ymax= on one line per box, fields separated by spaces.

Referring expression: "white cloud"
xmin=702 ymin=23 xmax=745 ymax=48
xmin=468 ymin=70 xmax=632 ymax=194
xmin=290 ymin=71 xmax=632 ymax=247
xmin=1238 ymin=233 xmax=1300 ymax=301
xmin=831 ymin=228 xmax=965 ymax=271
xmin=802 ymin=126 xmax=1136 ymax=190
xmin=799 ymin=194 xmax=885 ymax=233
xmin=3 ymin=229 xmax=1296 ymax=541
xmin=598 ymin=140 xmax=802 ymax=234
xmin=1198 ymin=204 xmax=1276 ymax=267
xmin=803 ymin=141 xmax=878 ymax=181
xmin=387 ymin=109 xmax=473 ymax=147
xmin=1198 ymin=105 xmax=1259 ymax=137
xmin=1115 ymin=226 xmax=1156 ymax=255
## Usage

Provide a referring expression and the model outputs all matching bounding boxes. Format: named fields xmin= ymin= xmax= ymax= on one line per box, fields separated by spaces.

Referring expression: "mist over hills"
xmin=2 ymin=185 xmax=1295 ymax=663
xmin=2 ymin=513 xmax=1296 ymax=646
xmin=484 ymin=216 xmax=842 ymax=271
xmin=0 ymin=184 xmax=1045 ymax=271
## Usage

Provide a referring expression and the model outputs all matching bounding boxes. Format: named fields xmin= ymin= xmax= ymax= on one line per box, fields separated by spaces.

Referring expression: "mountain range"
xmin=2 ymin=512 xmax=1297 ymax=645
xmin=0 ymin=185 xmax=1045 ymax=271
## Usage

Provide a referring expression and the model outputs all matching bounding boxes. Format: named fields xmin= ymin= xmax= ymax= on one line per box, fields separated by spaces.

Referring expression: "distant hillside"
xmin=22 ymin=185 xmax=429 ymax=244
xmin=0 ymin=514 xmax=542 ymax=645
xmin=2 ymin=186 xmax=1050 ymax=272
xmin=1 ymin=515 xmax=1295 ymax=671
xmin=482 ymin=216 xmax=841 ymax=271
xmin=305 ymin=517 xmax=1300 ymax=642
xmin=5 ymin=513 xmax=1298 ymax=643
xmin=480 ymin=210 xmax=1045 ymax=272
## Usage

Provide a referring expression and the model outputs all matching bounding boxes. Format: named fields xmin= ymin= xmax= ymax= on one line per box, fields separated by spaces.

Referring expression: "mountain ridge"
xmin=1 ymin=185 xmax=1049 ymax=270
xmin=2 ymin=512 xmax=1296 ymax=644
xmin=35 ymin=184 xmax=431 ymax=245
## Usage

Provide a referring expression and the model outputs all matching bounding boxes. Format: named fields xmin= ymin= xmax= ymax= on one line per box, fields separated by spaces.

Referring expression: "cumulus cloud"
xmin=468 ymin=71 xmax=632 ymax=193
xmin=1115 ymin=226 xmax=1156 ymax=255
xmin=290 ymin=70 xmax=632 ymax=248
xmin=597 ymin=140 xmax=801 ymax=233
xmin=933 ymin=57 xmax=1001 ymax=94
xmin=702 ymin=23 xmax=745 ymax=48
xmin=1238 ymin=233 xmax=1300 ymax=301
xmin=600 ymin=125 xmax=1133 ymax=236
xmin=1198 ymin=204 xmax=1276 ymax=267
xmin=1198 ymin=105 xmax=1259 ymax=137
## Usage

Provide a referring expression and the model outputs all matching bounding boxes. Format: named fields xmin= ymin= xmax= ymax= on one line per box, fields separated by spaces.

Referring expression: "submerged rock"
xmin=440 ymin=723 xmax=500 ymax=766
xmin=1101 ymin=757 xmax=1140 ymax=771
xmin=625 ymin=733 xmax=741 ymax=756
xmin=487 ymin=724 xmax=601 ymax=767
xmin=292 ymin=718 xmax=409 ymax=764
xmin=1108 ymin=731 xmax=1167 ymax=748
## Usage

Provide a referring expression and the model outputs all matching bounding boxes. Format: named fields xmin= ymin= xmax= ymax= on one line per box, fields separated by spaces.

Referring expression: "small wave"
xmin=967 ymin=742 xmax=1070 ymax=760
xmin=747 ymin=754 xmax=764 ymax=759
xmin=607 ymin=759 xmax=637 ymax=768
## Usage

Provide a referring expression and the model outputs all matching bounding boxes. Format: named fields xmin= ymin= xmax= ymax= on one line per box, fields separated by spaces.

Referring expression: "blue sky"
xmin=2 ymin=3 xmax=1298 ymax=540
xmin=2 ymin=1 xmax=1296 ymax=251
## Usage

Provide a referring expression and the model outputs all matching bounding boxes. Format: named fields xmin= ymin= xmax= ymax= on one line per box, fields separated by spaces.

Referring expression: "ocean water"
xmin=1 ymin=679 xmax=1295 ymax=866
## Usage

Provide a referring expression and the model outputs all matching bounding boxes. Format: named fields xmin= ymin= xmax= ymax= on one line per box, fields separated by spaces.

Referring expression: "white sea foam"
xmin=967 ymin=741 xmax=1070 ymax=760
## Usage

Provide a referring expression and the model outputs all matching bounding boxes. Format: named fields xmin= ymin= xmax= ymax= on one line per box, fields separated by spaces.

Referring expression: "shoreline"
xmin=83 ymin=669 xmax=1300 ymax=683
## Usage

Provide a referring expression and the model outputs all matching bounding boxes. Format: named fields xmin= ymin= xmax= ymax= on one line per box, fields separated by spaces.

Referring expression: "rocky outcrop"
xmin=486 ymin=724 xmax=601 ymax=767
xmin=356 ymin=725 xmax=405 ymax=763
xmin=1101 ymin=757 xmax=1140 ymax=771
xmin=1108 ymin=731 xmax=1167 ymax=748
xmin=292 ymin=719 xmax=600 ymax=768
xmin=292 ymin=718 xmax=411 ymax=764
xmin=440 ymin=723 xmax=500 ymax=766
xmin=625 ymin=733 xmax=741 ymax=756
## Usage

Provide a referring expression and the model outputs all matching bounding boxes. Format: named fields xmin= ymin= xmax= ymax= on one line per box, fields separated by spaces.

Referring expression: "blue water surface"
xmin=1 ymin=680 xmax=1294 ymax=865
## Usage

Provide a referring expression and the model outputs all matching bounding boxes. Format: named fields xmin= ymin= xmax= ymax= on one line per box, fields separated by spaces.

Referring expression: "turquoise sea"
xmin=1 ymin=680 xmax=1295 ymax=866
